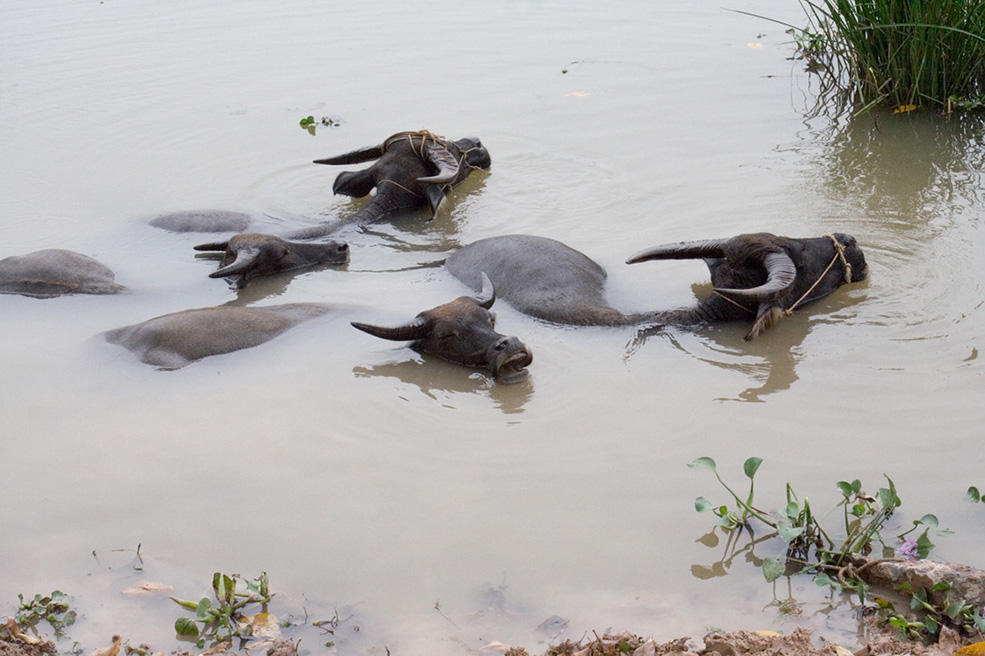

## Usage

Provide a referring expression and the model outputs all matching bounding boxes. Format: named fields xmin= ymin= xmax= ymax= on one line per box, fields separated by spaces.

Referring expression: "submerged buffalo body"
xmin=351 ymin=273 xmax=532 ymax=383
xmin=194 ymin=233 xmax=349 ymax=287
xmin=293 ymin=130 xmax=491 ymax=237
xmin=0 ymin=249 xmax=124 ymax=298
xmin=104 ymin=303 xmax=333 ymax=369
xmin=148 ymin=210 xmax=261 ymax=234
xmin=446 ymin=233 xmax=867 ymax=339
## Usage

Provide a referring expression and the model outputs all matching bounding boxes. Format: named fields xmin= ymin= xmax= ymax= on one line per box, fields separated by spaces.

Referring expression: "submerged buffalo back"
xmin=0 ymin=249 xmax=124 ymax=298
xmin=105 ymin=303 xmax=333 ymax=368
xmin=446 ymin=235 xmax=627 ymax=325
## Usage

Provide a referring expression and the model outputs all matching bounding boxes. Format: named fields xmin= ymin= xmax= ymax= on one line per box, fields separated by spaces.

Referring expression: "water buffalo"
xmin=0 ymin=249 xmax=124 ymax=298
xmin=445 ymin=233 xmax=867 ymax=339
xmin=104 ymin=303 xmax=333 ymax=368
xmin=292 ymin=130 xmax=491 ymax=238
xmin=193 ymin=233 xmax=349 ymax=287
xmin=351 ymin=273 xmax=533 ymax=383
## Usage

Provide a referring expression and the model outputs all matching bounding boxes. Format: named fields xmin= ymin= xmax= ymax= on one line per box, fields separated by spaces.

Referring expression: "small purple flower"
xmin=896 ymin=537 xmax=920 ymax=560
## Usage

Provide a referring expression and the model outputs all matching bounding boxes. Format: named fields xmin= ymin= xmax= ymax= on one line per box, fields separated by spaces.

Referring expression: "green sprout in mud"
xmin=15 ymin=591 xmax=77 ymax=638
xmin=170 ymin=572 xmax=271 ymax=648
xmin=688 ymin=457 xmax=979 ymax=642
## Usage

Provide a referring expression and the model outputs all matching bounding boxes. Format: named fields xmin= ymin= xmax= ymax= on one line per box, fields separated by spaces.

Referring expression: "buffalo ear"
xmin=194 ymin=241 xmax=230 ymax=252
xmin=333 ymin=169 xmax=377 ymax=198
xmin=423 ymin=185 xmax=446 ymax=219
xmin=744 ymin=304 xmax=784 ymax=340
xmin=351 ymin=317 xmax=430 ymax=342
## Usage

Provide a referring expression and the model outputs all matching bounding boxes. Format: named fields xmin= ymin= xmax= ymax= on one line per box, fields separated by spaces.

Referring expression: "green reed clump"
xmin=797 ymin=0 xmax=985 ymax=112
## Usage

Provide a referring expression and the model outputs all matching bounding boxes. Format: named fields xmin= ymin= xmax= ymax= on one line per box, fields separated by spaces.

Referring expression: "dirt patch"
xmin=496 ymin=620 xmax=985 ymax=656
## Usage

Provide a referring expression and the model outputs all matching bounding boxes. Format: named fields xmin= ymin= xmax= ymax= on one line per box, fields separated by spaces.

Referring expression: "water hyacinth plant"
xmin=795 ymin=0 xmax=985 ymax=112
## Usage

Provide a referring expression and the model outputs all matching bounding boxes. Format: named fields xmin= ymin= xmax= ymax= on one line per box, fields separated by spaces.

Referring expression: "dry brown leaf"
xmin=91 ymin=635 xmax=122 ymax=656
xmin=3 ymin=617 xmax=45 ymax=645
xmin=238 ymin=613 xmax=282 ymax=640
xmin=122 ymin=581 xmax=175 ymax=596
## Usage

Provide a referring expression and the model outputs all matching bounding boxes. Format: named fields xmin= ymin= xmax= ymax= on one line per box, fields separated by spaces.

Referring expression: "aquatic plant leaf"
xmin=762 ymin=557 xmax=784 ymax=582
xmin=964 ymin=486 xmax=981 ymax=503
xmin=777 ymin=520 xmax=805 ymax=544
xmin=743 ymin=457 xmax=763 ymax=479
xmin=695 ymin=496 xmax=713 ymax=513
xmin=175 ymin=617 xmax=199 ymax=637
xmin=688 ymin=457 xmax=717 ymax=471
xmin=170 ymin=596 xmax=199 ymax=611
xmin=196 ymin=598 xmax=212 ymax=620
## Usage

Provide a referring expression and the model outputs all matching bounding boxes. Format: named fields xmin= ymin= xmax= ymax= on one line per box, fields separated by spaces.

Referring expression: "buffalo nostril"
xmin=339 ymin=243 xmax=349 ymax=251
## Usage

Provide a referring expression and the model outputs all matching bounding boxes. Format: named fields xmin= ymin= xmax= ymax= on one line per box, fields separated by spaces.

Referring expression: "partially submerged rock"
xmin=104 ymin=303 xmax=334 ymax=368
xmin=846 ymin=555 xmax=985 ymax=607
xmin=0 ymin=249 xmax=124 ymax=298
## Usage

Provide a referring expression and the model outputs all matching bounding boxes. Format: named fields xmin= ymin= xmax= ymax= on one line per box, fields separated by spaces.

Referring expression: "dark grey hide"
xmin=0 ymin=249 xmax=124 ymax=298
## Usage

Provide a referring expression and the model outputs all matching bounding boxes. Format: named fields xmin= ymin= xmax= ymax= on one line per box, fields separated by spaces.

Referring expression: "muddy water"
xmin=1 ymin=1 xmax=983 ymax=653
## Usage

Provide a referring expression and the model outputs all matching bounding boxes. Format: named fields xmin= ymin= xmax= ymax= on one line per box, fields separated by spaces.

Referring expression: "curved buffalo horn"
xmin=417 ymin=141 xmax=460 ymax=184
xmin=351 ymin=316 xmax=431 ymax=342
xmin=209 ymin=246 xmax=261 ymax=279
xmin=193 ymin=241 xmax=230 ymax=252
xmin=473 ymin=272 xmax=495 ymax=309
xmin=625 ymin=238 xmax=733 ymax=264
xmin=714 ymin=251 xmax=797 ymax=300
xmin=313 ymin=144 xmax=385 ymax=166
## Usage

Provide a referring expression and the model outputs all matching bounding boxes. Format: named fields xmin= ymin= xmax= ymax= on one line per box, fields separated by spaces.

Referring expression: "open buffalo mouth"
xmin=493 ymin=349 xmax=533 ymax=384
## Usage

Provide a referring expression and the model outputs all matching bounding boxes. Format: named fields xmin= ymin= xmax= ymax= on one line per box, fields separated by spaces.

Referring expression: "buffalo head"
xmin=351 ymin=273 xmax=532 ymax=383
xmin=194 ymin=233 xmax=349 ymax=288
xmin=313 ymin=130 xmax=491 ymax=221
xmin=627 ymin=232 xmax=867 ymax=339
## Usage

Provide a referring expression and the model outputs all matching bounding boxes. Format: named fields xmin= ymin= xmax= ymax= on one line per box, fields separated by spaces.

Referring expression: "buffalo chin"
xmin=492 ymin=350 xmax=533 ymax=384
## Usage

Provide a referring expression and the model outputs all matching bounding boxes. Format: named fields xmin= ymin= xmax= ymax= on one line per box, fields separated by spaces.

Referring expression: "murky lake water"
xmin=2 ymin=1 xmax=983 ymax=653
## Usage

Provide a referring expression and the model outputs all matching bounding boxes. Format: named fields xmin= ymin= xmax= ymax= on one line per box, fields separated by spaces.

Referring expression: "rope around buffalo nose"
xmin=783 ymin=234 xmax=852 ymax=315
xmin=712 ymin=234 xmax=853 ymax=316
